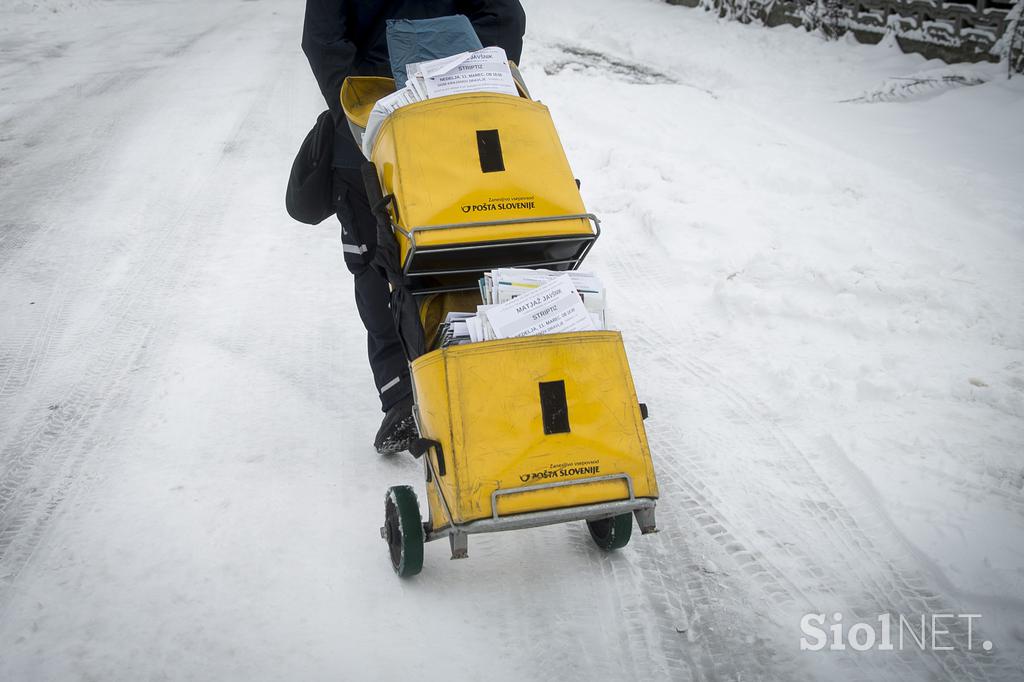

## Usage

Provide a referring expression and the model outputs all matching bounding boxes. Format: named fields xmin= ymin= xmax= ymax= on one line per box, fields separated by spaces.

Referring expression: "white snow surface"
xmin=1 ymin=0 xmax=1022 ymax=679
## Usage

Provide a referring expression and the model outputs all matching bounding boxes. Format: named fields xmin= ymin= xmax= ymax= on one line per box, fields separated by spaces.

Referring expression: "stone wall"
xmin=666 ymin=0 xmax=1023 ymax=68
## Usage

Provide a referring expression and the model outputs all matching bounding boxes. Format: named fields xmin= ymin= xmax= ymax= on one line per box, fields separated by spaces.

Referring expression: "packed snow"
xmin=1 ymin=0 xmax=1022 ymax=679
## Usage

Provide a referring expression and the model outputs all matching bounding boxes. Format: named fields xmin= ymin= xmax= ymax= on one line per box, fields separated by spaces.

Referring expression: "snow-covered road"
xmin=1 ymin=0 xmax=1022 ymax=679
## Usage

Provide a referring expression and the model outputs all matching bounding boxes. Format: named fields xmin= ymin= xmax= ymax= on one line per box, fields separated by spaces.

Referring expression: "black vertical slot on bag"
xmin=476 ymin=129 xmax=505 ymax=173
xmin=539 ymin=380 xmax=570 ymax=435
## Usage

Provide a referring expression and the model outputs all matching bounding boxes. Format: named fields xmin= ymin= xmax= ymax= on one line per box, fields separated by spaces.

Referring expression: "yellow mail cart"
xmin=344 ymin=75 xmax=659 ymax=577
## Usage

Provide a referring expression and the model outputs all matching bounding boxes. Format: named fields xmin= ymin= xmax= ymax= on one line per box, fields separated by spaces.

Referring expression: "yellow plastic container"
xmin=340 ymin=76 xmax=397 ymax=149
xmin=411 ymin=331 xmax=658 ymax=530
xmin=417 ymin=290 xmax=481 ymax=351
xmin=368 ymin=93 xmax=598 ymax=290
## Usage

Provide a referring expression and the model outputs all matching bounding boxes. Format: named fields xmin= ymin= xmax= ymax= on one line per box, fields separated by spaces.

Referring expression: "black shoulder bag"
xmin=285 ymin=108 xmax=336 ymax=226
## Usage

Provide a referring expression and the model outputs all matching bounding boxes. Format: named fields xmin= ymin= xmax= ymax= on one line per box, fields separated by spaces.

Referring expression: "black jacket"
xmin=302 ymin=0 xmax=527 ymax=168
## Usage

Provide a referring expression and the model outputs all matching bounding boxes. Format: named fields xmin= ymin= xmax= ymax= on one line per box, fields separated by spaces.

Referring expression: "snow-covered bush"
xmin=1003 ymin=1 xmax=1024 ymax=76
xmin=820 ymin=0 xmax=847 ymax=40
xmin=699 ymin=0 xmax=773 ymax=25
xmin=801 ymin=0 xmax=847 ymax=40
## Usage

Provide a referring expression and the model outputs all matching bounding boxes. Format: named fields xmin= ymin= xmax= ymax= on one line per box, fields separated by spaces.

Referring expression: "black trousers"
xmin=333 ymin=168 xmax=411 ymax=412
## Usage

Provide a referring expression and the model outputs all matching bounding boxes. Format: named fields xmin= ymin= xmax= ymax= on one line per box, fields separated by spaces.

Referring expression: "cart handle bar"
xmin=490 ymin=473 xmax=635 ymax=521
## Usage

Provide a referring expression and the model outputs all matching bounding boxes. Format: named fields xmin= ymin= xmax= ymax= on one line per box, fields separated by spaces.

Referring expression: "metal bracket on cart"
xmin=420 ymin=450 xmax=657 ymax=559
xmin=395 ymin=213 xmax=602 ymax=296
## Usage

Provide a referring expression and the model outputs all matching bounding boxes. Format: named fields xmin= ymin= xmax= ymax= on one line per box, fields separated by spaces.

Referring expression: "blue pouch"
xmin=386 ymin=15 xmax=483 ymax=89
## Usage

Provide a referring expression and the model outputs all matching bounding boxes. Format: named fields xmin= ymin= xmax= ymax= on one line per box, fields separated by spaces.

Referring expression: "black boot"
xmin=374 ymin=395 xmax=417 ymax=454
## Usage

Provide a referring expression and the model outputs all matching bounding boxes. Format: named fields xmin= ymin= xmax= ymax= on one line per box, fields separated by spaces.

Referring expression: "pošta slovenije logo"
xmin=519 ymin=460 xmax=600 ymax=484
xmin=461 ymin=195 xmax=536 ymax=213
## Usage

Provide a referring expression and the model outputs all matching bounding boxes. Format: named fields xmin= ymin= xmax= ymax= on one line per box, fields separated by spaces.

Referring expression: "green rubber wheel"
xmin=384 ymin=486 xmax=424 ymax=577
xmin=586 ymin=512 xmax=633 ymax=550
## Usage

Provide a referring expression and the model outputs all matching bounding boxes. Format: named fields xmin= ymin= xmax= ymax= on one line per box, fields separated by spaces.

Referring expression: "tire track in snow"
xmin=472 ymin=366 xmax=802 ymax=678
xmin=0 ymin=4 xmax=241 ymax=275
xmin=617 ymin=427 xmax=808 ymax=681
xmin=421 ymin=516 xmax=699 ymax=679
xmin=680 ymin=352 xmax=1013 ymax=681
xmin=920 ymin=465 xmax=1024 ymax=523
xmin=563 ymin=527 xmax=698 ymax=680
xmin=0 ymin=64 xmax=153 ymax=273
xmin=0 ymin=4 xmax=284 ymax=611
xmin=0 ymin=272 xmax=71 ymax=405
xmin=600 ymin=242 xmax=1020 ymax=681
